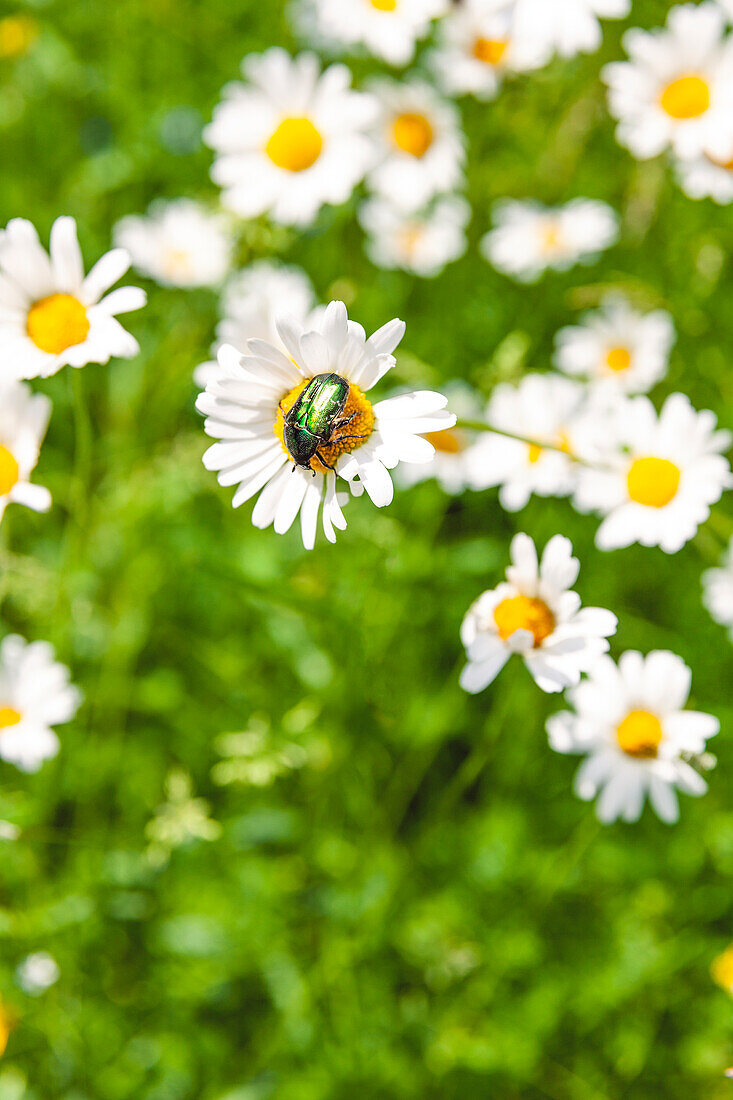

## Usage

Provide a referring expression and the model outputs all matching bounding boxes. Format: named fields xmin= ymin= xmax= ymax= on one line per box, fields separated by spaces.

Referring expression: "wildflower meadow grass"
xmin=1 ymin=1 xmax=733 ymax=1097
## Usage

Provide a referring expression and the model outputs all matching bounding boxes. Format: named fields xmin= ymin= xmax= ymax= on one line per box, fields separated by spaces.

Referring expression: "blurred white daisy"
xmin=429 ymin=0 xmax=551 ymax=101
xmin=603 ymin=2 xmax=733 ymax=162
xmin=467 ymin=374 xmax=585 ymax=510
xmin=512 ymin=0 xmax=630 ymax=60
xmin=702 ymin=538 xmax=733 ymax=639
xmin=197 ymin=300 xmax=455 ymax=548
xmin=548 ymin=650 xmax=718 ymax=823
xmin=574 ymin=392 xmax=732 ymax=553
xmin=675 ymin=150 xmax=733 ymax=202
xmin=481 ymin=199 xmax=618 ymax=283
xmin=398 ymin=381 xmax=482 ymax=493
xmin=0 ymin=382 xmax=52 ymax=522
xmin=460 ymin=533 xmax=617 ymax=694
xmin=301 ymin=0 xmax=447 ymax=66
xmin=554 ymin=296 xmax=675 ymax=394
xmin=0 ymin=216 xmax=145 ymax=380
xmin=194 ymin=261 xmax=318 ymax=388
xmin=204 ymin=48 xmax=377 ymax=227
xmin=15 ymin=953 xmax=59 ymax=996
xmin=113 ymin=199 xmax=233 ymax=289
xmin=0 ymin=635 xmax=81 ymax=773
xmin=366 ymin=79 xmax=465 ymax=213
xmin=358 ymin=194 xmax=470 ymax=276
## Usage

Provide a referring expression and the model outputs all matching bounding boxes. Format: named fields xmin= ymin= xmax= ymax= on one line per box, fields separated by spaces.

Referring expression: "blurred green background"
xmin=1 ymin=0 xmax=733 ymax=1096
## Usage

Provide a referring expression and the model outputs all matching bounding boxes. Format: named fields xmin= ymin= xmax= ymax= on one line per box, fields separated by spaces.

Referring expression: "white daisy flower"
xmin=0 ymin=381 xmax=52 ymax=522
xmin=548 ymin=650 xmax=718 ymax=823
xmin=481 ymin=199 xmax=618 ymax=283
xmin=196 ymin=300 xmax=456 ymax=548
xmin=398 ymin=381 xmax=482 ymax=493
xmin=511 ymin=0 xmax=630 ymax=60
xmin=15 ymin=953 xmax=59 ymax=996
xmin=460 ymin=533 xmax=617 ymax=694
xmin=0 ymin=216 xmax=145 ymax=381
xmin=467 ymin=374 xmax=585 ymax=510
xmin=193 ymin=261 xmax=318 ymax=388
xmin=366 ymin=79 xmax=465 ymax=213
xmin=554 ymin=296 xmax=675 ymax=394
xmin=113 ymin=199 xmax=233 ymax=289
xmin=430 ymin=0 xmax=551 ymax=101
xmin=702 ymin=538 xmax=733 ymax=639
xmin=675 ymin=149 xmax=733 ymax=202
xmin=0 ymin=635 xmax=81 ymax=772
xmin=358 ymin=194 xmax=470 ymax=277
xmin=302 ymin=0 xmax=447 ymax=67
xmin=575 ymin=392 xmax=732 ymax=553
xmin=602 ymin=2 xmax=733 ymax=163
xmin=204 ymin=48 xmax=378 ymax=228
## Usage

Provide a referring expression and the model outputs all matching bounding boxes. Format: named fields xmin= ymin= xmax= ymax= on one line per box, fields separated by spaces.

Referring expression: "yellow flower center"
xmin=526 ymin=431 xmax=572 ymax=465
xmin=392 ymin=112 xmax=434 ymax=158
xmin=540 ymin=222 xmax=563 ymax=254
xmin=711 ymin=945 xmax=733 ymax=994
xmin=162 ymin=248 xmax=193 ymax=279
xmin=659 ymin=74 xmax=710 ymax=120
xmin=605 ymin=346 xmax=631 ymax=373
xmin=0 ymin=446 xmax=19 ymax=496
xmin=472 ymin=37 xmax=507 ymax=65
xmin=371 ymin=0 xmax=397 ymax=8
xmin=708 ymin=151 xmax=733 ymax=171
xmin=265 ymin=117 xmax=323 ymax=172
xmin=274 ymin=378 xmax=375 ymax=474
xmin=616 ymin=709 xmax=663 ymax=759
xmin=397 ymin=224 xmax=425 ymax=256
xmin=424 ymin=428 xmax=465 ymax=455
xmin=0 ymin=14 xmax=38 ymax=58
xmin=493 ymin=595 xmax=555 ymax=647
xmin=26 ymin=293 xmax=90 ymax=355
xmin=0 ymin=707 xmax=21 ymax=730
xmin=627 ymin=456 xmax=680 ymax=508
xmin=0 ymin=1000 xmax=10 ymax=1056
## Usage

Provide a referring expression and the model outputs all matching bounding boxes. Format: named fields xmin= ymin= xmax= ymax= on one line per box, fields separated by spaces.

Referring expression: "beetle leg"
xmin=332 ymin=411 xmax=358 ymax=431
xmin=314 ymin=451 xmax=337 ymax=472
xmin=327 ymin=430 xmax=371 ymax=447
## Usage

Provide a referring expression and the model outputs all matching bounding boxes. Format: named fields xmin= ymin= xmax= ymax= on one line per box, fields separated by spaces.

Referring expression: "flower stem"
xmin=455 ymin=417 xmax=579 ymax=459
xmin=69 ymin=368 xmax=93 ymax=525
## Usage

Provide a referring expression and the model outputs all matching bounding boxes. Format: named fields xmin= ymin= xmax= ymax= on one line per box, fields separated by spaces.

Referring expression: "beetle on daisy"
xmin=197 ymin=300 xmax=456 ymax=548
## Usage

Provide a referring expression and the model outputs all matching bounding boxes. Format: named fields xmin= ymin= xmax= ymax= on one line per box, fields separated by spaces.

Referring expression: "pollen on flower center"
xmin=0 ymin=445 xmax=19 ymax=496
xmin=274 ymin=377 xmax=375 ymax=473
xmin=659 ymin=74 xmax=710 ymax=120
xmin=0 ymin=706 xmax=21 ymax=731
xmin=265 ymin=117 xmax=323 ymax=172
xmin=424 ymin=427 xmax=465 ymax=454
xmin=392 ymin=112 xmax=434 ymax=158
xmin=473 ymin=37 xmax=507 ymax=65
xmin=26 ymin=293 xmax=90 ymax=355
xmin=370 ymin=0 xmax=397 ymax=9
xmin=627 ymin=456 xmax=680 ymax=507
xmin=616 ymin=709 xmax=662 ymax=759
xmin=606 ymin=346 xmax=631 ymax=373
xmin=527 ymin=443 xmax=543 ymax=464
xmin=493 ymin=595 xmax=555 ymax=647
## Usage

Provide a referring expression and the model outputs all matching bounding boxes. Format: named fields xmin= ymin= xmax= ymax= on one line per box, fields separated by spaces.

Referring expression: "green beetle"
xmin=282 ymin=372 xmax=365 ymax=473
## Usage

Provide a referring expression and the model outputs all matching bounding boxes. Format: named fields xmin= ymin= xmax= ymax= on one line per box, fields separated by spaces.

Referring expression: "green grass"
xmin=1 ymin=0 xmax=733 ymax=1096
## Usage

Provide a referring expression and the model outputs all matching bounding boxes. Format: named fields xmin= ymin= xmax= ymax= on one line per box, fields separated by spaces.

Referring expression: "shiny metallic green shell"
xmin=284 ymin=372 xmax=350 ymax=470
